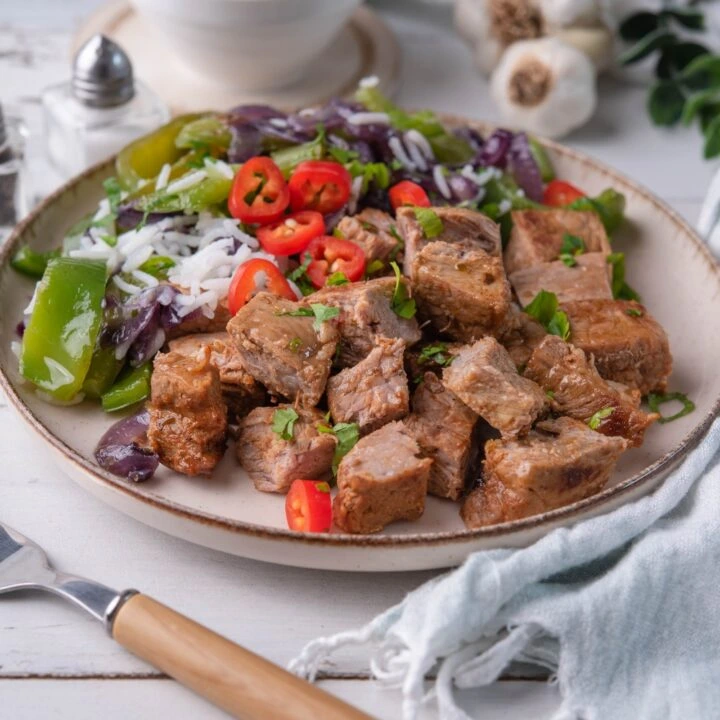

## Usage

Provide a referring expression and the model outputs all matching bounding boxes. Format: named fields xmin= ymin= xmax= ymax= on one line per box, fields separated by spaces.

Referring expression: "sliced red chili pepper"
xmin=543 ymin=179 xmax=585 ymax=207
xmin=302 ymin=236 xmax=365 ymax=289
xmin=388 ymin=180 xmax=431 ymax=210
xmin=256 ymin=210 xmax=324 ymax=257
xmin=285 ymin=479 xmax=332 ymax=533
xmin=288 ymin=161 xmax=352 ymax=215
xmin=227 ymin=258 xmax=296 ymax=315
xmin=228 ymin=156 xmax=290 ymax=224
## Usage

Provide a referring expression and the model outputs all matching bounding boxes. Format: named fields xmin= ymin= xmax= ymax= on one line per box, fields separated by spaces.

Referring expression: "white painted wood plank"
xmin=0 ymin=678 xmax=561 ymax=719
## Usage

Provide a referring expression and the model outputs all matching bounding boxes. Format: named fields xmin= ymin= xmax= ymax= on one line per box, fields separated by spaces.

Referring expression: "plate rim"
xmin=2 ymin=121 xmax=719 ymax=549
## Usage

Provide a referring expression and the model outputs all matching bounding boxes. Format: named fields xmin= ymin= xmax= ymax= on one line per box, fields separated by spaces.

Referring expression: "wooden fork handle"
xmin=112 ymin=594 xmax=374 ymax=720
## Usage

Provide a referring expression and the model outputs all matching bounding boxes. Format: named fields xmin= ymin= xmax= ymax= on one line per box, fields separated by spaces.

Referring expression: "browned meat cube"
xmin=461 ymin=417 xmax=627 ymax=528
xmin=412 ymin=241 xmax=511 ymax=342
xmin=327 ymin=338 xmax=409 ymax=435
xmin=509 ymin=253 xmax=613 ymax=307
xmin=236 ymin=405 xmax=336 ymax=493
xmin=562 ymin=299 xmax=672 ymax=395
xmin=404 ymin=373 xmax=481 ymax=500
xmin=443 ymin=337 xmax=546 ymax=438
xmin=310 ymin=277 xmax=421 ymax=367
xmin=147 ymin=348 xmax=227 ymax=476
xmin=336 ymin=208 xmax=400 ymax=265
xmin=525 ymin=335 xmax=658 ymax=447
xmin=168 ymin=332 xmax=266 ymax=420
xmin=496 ymin=304 xmax=547 ymax=371
xmin=334 ymin=421 xmax=431 ymax=533
xmin=396 ymin=205 xmax=501 ymax=278
xmin=504 ymin=209 xmax=610 ymax=275
xmin=226 ymin=292 xmax=338 ymax=407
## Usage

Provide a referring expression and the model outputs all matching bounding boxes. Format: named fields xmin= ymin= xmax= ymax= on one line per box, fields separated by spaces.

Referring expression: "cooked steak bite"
xmin=397 ymin=205 xmax=501 ymax=278
xmin=504 ymin=209 xmax=610 ymax=275
xmin=496 ymin=304 xmax=547 ymax=371
xmin=327 ymin=338 xmax=409 ymax=435
xmin=334 ymin=421 xmax=432 ymax=533
xmin=310 ymin=277 xmax=421 ymax=366
xmin=412 ymin=241 xmax=511 ymax=341
xmin=525 ymin=335 xmax=658 ymax=447
xmin=509 ymin=253 xmax=613 ymax=307
xmin=147 ymin=348 xmax=227 ymax=476
xmin=443 ymin=337 xmax=546 ymax=438
xmin=461 ymin=417 xmax=627 ymax=528
xmin=404 ymin=373 xmax=480 ymax=500
xmin=237 ymin=405 xmax=336 ymax=493
xmin=226 ymin=292 xmax=338 ymax=407
xmin=168 ymin=332 xmax=266 ymax=420
xmin=336 ymin=208 xmax=400 ymax=265
xmin=562 ymin=299 xmax=672 ymax=395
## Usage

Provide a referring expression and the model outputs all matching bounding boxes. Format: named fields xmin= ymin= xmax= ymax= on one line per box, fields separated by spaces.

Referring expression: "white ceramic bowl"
xmin=128 ymin=0 xmax=361 ymax=91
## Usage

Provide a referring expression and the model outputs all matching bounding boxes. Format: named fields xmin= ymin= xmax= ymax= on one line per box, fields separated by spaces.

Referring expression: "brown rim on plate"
xmin=2 ymin=127 xmax=719 ymax=549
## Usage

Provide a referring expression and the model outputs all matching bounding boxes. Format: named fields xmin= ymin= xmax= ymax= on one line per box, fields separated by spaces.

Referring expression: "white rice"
xmin=165 ymin=170 xmax=207 ymax=195
xmin=204 ymin=157 xmax=234 ymax=180
xmin=404 ymin=130 xmax=434 ymax=161
xmin=347 ymin=112 xmax=391 ymax=126
xmin=433 ymin=165 xmax=452 ymax=200
xmin=155 ymin=163 xmax=171 ymax=191
xmin=388 ymin=136 xmax=416 ymax=172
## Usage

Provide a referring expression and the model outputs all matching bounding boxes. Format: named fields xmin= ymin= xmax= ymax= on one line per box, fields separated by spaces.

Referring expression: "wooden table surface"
xmin=1 ymin=1 xmax=716 ymax=717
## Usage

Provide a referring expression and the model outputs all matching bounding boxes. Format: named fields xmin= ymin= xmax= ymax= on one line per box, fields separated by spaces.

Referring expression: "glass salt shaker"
xmin=42 ymin=34 xmax=169 ymax=179
xmin=0 ymin=104 xmax=28 ymax=242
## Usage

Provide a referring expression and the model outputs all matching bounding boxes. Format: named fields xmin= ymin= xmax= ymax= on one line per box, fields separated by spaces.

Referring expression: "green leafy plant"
xmin=619 ymin=4 xmax=720 ymax=158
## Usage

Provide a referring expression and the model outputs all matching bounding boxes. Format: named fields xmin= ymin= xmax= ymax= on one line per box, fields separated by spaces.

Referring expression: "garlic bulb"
xmin=538 ymin=0 xmax=602 ymax=28
xmin=554 ymin=25 xmax=614 ymax=70
xmin=454 ymin=0 xmax=546 ymax=76
xmin=490 ymin=37 xmax=597 ymax=138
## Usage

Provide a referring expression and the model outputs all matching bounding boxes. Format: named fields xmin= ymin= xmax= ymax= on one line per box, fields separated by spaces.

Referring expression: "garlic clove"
xmin=490 ymin=36 xmax=597 ymax=139
xmin=454 ymin=0 xmax=489 ymax=46
xmin=538 ymin=0 xmax=602 ymax=28
xmin=554 ymin=25 xmax=614 ymax=71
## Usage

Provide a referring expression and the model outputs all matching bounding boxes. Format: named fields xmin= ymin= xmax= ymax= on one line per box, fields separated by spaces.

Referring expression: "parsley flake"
xmin=647 ymin=392 xmax=695 ymax=424
xmin=288 ymin=337 xmax=302 ymax=352
xmin=413 ymin=207 xmax=444 ymax=238
xmin=327 ymin=271 xmax=349 ymax=286
xmin=272 ymin=408 xmax=299 ymax=441
xmin=626 ymin=307 xmax=643 ymax=317
xmin=606 ymin=253 xmax=641 ymax=301
xmin=524 ymin=290 xmax=570 ymax=341
xmin=365 ymin=259 xmax=385 ymax=276
xmin=103 ymin=177 xmax=123 ymax=214
xmin=279 ymin=303 xmax=340 ymax=330
xmin=588 ymin=406 xmax=615 ymax=430
xmin=286 ymin=257 xmax=314 ymax=296
xmin=318 ymin=421 xmax=360 ymax=474
xmin=418 ymin=342 xmax=454 ymax=368
xmin=389 ymin=261 xmax=416 ymax=319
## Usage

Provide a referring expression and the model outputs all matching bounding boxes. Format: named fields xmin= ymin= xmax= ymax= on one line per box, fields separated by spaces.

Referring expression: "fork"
xmin=0 ymin=521 xmax=373 ymax=720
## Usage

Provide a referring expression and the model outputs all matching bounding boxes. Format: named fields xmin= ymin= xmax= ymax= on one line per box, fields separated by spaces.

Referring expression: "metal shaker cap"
xmin=72 ymin=34 xmax=134 ymax=108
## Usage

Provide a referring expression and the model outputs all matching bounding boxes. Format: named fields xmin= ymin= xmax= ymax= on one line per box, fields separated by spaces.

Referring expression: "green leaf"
xmin=528 ymin=137 xmax=555 ymax=182
xmin=626 ymin=307 xmax=643 ymax=317
xmin=318 ymin=421 xmax=360 ymax=474
xmin=524 ymin=289 xmax=558 ymax=328
xmin=413 ymin=207 xmax=444 ymax=239
xmin=619 ymin=28 xmax=676 ymax=66
xmin=700 ymin=103 xmax=720 ymax=133
xmin=703 ymin=114 xmax=720 ymax=159
xmin=669 ymin=42 xmax=710 ymax=73
xmin=606 ymin=252 xmax=641 ymax=301
xmin=588 ymin=406 xmax=615 ymax=430
xmin=326 ymin=271 xmax=349 ymax=286
xmin=103 ymin=177 xmax=123 ymax=214
xmin=286 ymin=257 xmax=314 ymax=296
xmin=559 ymin=253 xmax=578 ymax=267
xmin=680 ymin=54 xmax=720 ymax=92
xmin=308 ymin=303 xmax=340 ymax=330
xmin=661 ymin=8 xmax=705 ymax=32
xmin=560 ymin=233 xmax=585 ymax=256
xmin=138 ymin=255 xmax=175 ymax=279
xmin=681 ymin=88 xmax=720 ymax=125
xmin=547 ymin=310 xmax=570 ymax=341
xmin=389 ymin=261 xmax=417 ymax=319
xmin=647 ymin=391 xmax=695 ymax=424
xmin=327 ymin=146 xmax=359 ymax=164
xmin=272 ymin=408 xmax=299 ymax=441
xmin=418 ymin=342 xmax=454 ymax=368
xmin=567 ymin=189 xmax=626 ymax=235
xmin=365 ymin=259 xmax=385 ymax=276
xmin=619 ymin=11 xmax=659 ymax=42
xmin=648 ymin=81 xmax=685 ymax=126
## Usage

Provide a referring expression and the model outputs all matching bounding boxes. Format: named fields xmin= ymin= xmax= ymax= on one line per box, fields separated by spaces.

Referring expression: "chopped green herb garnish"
xmin=278 ymin=303 xmax=338 ymax=330
xmin=103 ymin=177 xmax=123 ymax=214
xmin=361 ymin=221 xmax=378 ymax=232
xmin=286 ymin=257 xmax=314 ymax=296
xmin=647 ymin=392 xmax=695 ymax=424
xmin=288 ymin=337 xmax=302 ymax=352
xmin=327 ymin=146 xmax=360 ymax=164
xmin=524 ymin=290 xmax=570 ymax=341
xmin=418 ymin=342 xmax=454 ymax=368
xmin=271 ymin=408 xmax=299 ymax=441
xmin=559 ymin=253 xmax=578 ymax=267
xmin=332 ymin=227 xmax=345 ymax=239
xmin=413 ymin=207 xmax=444 ymax=239
xmin=138 ymin=255 xmax=176 ymax=279
xmin=365 ymin=259 xmax=385 ymax=276
xmin=327 ymin=271 xmax=349 ymax=286
xmin=545 ymin=389 xmax=555 ymax=400
xmin=606 ymin=252 xmax=641 ymax=301
xmin=317 ymin=421 xmax=360 ymax=475
xmin=588 ymin=406 xmax=615 ymax=430
xmin=560 ymin=233 xmax=585 ymax=255
xmin=626 ymin=307 xmax=643 ymax=317
xmin=388 ymin=224 xmax=405 ymax=262
xmin=389 ymin=261 xmax=416 ymax=319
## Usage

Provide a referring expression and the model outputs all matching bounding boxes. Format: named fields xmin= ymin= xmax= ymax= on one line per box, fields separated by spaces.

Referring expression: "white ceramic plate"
xmin=2 ymin=124 xmax=719 ymax=571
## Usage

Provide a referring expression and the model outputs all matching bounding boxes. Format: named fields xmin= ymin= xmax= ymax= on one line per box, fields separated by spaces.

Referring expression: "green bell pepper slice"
xmin=11 ymin=246 xmax=61 ymax=279
xmin=101 ymin=362 xmax=152 ymax=412
xmin=115 ymin=114 xmax=202 ymax=191
xmin=528 ymin=137 xmax=555 ymax=182
xmin=20 ymin=258 xmax=107 ymax=402
xmin=175 ymin=115 xmax=231 ymax=153
xmin=83 ymin=346 xmax=124 ymax=399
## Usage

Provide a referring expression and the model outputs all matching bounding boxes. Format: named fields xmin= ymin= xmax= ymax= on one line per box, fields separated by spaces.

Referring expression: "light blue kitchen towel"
xmin=291 ymin=419 xmax=720 ymax=719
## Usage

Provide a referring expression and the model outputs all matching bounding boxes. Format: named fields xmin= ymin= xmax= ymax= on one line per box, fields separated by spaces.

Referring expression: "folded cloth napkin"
xmin=291 ymin=420 xmax=720 ymax=719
